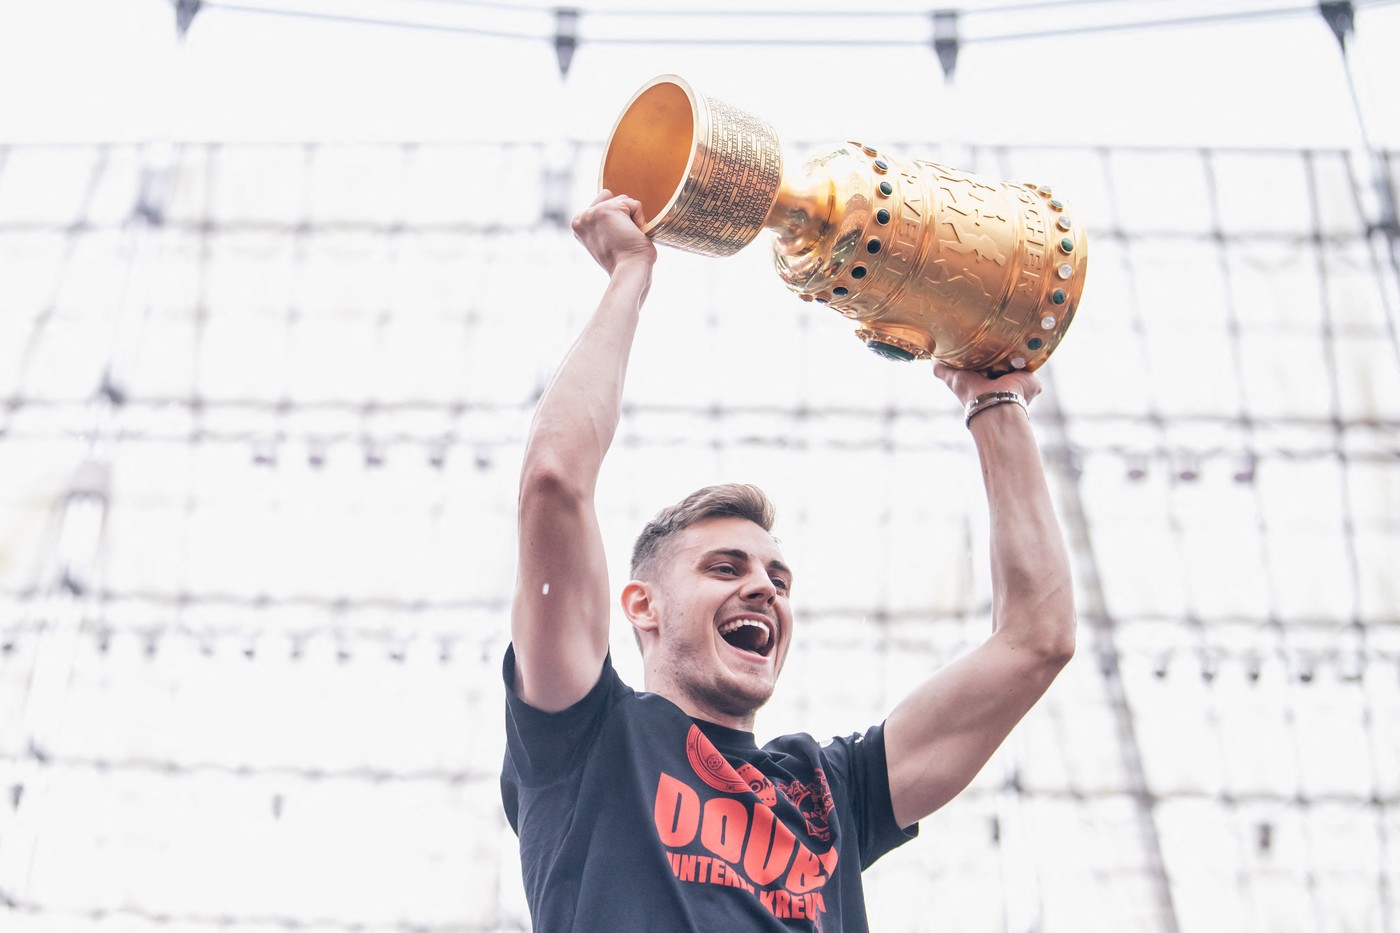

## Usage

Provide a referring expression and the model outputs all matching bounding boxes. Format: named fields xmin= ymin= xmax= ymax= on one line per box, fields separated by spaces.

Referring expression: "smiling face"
xmin=624 ymin=515 xmax=794 ymax=730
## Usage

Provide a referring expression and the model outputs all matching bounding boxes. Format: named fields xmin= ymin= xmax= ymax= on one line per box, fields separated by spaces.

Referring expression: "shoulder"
xmin=763 ymin=724 xmax=887 ymax=762
xmin=504 ymin=645 xmax=631 ymax=707
xmin=762 ymin=724 xmax=893 ymax=794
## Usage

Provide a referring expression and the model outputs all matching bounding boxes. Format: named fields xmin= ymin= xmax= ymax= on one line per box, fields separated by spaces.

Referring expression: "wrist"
xmin=605 ymin=257 xmax=654 ymax=304
xmin=963 ymin=390 xmax=1028 ymax=429
xmin=609 ymin=254 xmax=655 ymax=278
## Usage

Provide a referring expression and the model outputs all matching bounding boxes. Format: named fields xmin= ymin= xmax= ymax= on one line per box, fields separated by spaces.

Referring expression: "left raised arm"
xmin=884 ymin=364 xmax=1076 ymax=830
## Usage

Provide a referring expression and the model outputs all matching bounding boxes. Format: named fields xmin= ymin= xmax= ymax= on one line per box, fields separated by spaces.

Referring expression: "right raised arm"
xmin=510 ymin=191 xmax=657 ymax=712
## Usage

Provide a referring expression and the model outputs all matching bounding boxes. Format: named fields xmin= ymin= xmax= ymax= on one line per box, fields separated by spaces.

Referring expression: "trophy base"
xmin=855 ymin=329 xmax=932 ymax=362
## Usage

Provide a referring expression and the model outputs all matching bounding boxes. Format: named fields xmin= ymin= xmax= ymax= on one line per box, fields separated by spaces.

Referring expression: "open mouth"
xmin=718 ymin=617 xmax=774 ymax=658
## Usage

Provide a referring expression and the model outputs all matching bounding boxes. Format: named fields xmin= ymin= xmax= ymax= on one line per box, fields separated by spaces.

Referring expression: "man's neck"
xmin=645 ymin=681 xmax=757 ymax=732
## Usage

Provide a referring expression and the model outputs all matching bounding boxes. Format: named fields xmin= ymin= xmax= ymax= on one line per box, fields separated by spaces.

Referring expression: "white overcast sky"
xmin=1 ymin=0 xmax=1397 ymax=151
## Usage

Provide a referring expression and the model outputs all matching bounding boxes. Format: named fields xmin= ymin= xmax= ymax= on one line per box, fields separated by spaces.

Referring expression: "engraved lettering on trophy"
xmin=1013 ymin=268 xmax=1042 ymax=300
xmin=894 ymin=233 xmax=920 ymax=266
xmin=1015 ymin=198 xmax=1047 ymax=299
xmin=665 ymin=98 xmax=781 ymax=256
xmin=897 ymin=207 xmax=920 ymax=239
xmin=1024 ymin=216 xmax=1045 ymax=247
xmin=1024 ymin=204 xmax=1047 ymax=280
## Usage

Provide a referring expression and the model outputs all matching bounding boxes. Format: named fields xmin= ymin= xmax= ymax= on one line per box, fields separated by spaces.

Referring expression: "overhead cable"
xmin=181 ymin=0 xmax=1400 ymax=47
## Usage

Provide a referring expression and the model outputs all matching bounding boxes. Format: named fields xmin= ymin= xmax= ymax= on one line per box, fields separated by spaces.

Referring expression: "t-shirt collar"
xmin=692 ymin=717 xmax=759 ymax=755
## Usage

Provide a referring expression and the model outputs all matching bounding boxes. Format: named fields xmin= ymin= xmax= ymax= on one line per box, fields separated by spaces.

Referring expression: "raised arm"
xmin=884 ymin=364 xmax=1076 ymax=828
xmin=510 ymin=191 xmax=657 ymax=713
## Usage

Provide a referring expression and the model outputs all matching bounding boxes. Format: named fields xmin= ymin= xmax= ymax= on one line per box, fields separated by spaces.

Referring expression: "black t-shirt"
xmin=501 ymin=646 xmax=917 ymax=931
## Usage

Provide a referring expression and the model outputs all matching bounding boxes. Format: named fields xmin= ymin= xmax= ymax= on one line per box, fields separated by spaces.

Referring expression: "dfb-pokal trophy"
xmin=600 ymin=75 xmax=1087 ymax=374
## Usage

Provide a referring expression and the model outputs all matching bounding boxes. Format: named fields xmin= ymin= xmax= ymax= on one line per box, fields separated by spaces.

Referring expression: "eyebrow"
xmin=700 ymin=547 xmax=794 ymax=582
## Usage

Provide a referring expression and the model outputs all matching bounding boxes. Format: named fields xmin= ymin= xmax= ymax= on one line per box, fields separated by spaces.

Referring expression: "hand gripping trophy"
xmin=600 ymin=75 xmax=1086 ymax=374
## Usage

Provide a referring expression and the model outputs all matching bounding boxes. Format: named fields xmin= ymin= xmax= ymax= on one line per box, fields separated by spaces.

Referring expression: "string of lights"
xmin=170 ymin=0 xmax=1400 ymax=47
xmin=4 ymin=594 xmax=1395 ymax=634
xmin=8 ymin=394 xmax=1400 ymax=431
xmin=383 ymin=0 xmax=1177 ymax=17
xmin=9 ymin=752 xmax=498 ymax=784
xmin=2 ymin=426 xmax=1398 ymax=484
xmin=5 ymin=749 xmax=1396 ymax=801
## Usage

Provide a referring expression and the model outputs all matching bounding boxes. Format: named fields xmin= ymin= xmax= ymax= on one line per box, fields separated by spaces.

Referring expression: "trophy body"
xmin=601 ymin=75 xmax=1086 ymax=374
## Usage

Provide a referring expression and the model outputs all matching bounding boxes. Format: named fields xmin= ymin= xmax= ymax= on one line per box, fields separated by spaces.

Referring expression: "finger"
xmin=621 ymin=197 xmax=648 ymax=226
xmin=573 ymin=192 xmax=621 ymax=229
xmin=1018 ymin=374 xmax=1043 ymax=402
xmin=932 ymin=362 xmax=962 ymax=388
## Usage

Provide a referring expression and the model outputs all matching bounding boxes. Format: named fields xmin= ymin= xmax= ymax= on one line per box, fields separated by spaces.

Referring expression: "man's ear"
xmin=621 ymin=580 xmax=660 ymax=636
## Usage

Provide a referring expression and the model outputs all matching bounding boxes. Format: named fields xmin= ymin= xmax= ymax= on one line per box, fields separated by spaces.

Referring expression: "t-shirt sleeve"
xmin=822 ymin=722 xmax=918 ymax=869
xmin=501 ymin=644 xmax=624 ymax=789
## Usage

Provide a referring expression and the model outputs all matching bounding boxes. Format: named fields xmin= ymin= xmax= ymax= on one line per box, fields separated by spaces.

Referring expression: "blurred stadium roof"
xmin=2 ymin=1 xmax=1399 ymax=931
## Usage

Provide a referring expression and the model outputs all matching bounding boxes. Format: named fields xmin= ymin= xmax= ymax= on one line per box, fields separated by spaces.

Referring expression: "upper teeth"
xmin=719 ymin=618 xmax=771 ymax=646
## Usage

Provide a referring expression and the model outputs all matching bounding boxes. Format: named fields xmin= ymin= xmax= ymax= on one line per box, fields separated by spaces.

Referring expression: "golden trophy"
xmin=600 ymin=75 xmax=1086 ymax=374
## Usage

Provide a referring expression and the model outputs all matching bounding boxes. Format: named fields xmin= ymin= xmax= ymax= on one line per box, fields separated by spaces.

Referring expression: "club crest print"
xmin=686 ymin=724 xmax=777 ymax=806
xmin=778 ymin=771 xmax=836 ymax=843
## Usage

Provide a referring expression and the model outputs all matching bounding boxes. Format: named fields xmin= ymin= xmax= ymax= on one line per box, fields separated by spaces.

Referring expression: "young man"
xmin=501 ymin=191 xmax=1076 ymax=930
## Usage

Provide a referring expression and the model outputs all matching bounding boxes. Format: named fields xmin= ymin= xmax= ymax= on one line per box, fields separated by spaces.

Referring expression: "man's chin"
xmin=698 ymin=676 xmax=775 ymax=721
xmin=662 ymin=653 xmax=779 ymax=722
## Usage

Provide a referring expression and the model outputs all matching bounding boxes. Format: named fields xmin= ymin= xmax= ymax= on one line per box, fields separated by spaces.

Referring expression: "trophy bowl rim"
xmin=599 ymin=73 xmax=703 ymax=237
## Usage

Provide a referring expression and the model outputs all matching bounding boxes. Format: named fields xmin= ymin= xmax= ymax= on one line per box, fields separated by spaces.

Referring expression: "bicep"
xmin=883 ymin=631 xmax=1067 ymax=828
xmin=510 ymin=471 xmax=613 ymax=713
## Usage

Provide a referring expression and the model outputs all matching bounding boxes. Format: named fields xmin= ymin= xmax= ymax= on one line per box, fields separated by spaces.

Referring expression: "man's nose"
xmin=742 ymin=572 xmax=776 ymax=603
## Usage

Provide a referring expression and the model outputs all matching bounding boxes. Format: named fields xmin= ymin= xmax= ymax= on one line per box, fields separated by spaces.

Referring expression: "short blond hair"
xmin=630 ymin=483 xmax=776 ymax=580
